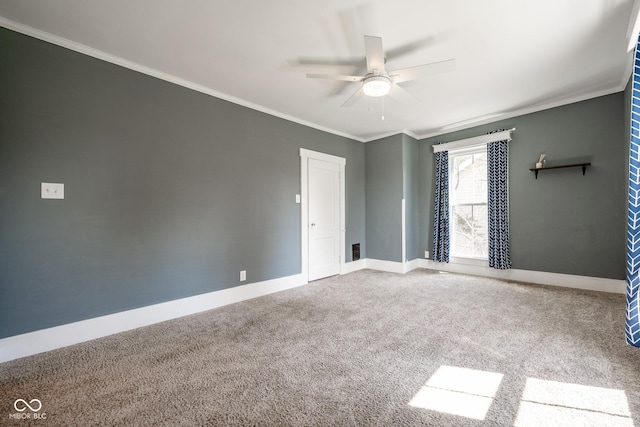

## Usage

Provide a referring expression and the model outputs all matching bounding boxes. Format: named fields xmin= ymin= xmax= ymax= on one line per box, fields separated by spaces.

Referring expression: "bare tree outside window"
xmin=450 ymin=149 xmax=488 ymax=258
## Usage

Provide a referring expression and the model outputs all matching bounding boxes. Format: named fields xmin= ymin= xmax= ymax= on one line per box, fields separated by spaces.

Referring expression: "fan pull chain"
xmin=381 ymin=97 xmax=385 ymax=120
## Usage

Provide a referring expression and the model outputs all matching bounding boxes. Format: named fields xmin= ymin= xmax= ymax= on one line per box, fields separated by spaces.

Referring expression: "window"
xmin=449 ymin=147 xmax=487 ymax=259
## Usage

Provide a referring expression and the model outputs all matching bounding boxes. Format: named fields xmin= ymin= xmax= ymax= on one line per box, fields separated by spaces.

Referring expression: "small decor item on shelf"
xmin=536 ymin=153 xmax=546 ymax=169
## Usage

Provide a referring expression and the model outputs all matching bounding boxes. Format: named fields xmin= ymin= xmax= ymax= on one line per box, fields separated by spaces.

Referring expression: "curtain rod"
xmin=433 ymin=128 xmax=516 ymax=153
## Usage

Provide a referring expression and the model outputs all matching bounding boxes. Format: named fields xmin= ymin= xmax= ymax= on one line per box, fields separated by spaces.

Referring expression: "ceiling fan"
xmin=306 ymin=35 xmax=455 ymax=108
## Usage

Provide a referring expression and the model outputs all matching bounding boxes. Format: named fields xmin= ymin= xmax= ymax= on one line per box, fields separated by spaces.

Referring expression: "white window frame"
xmin=449 ymin=145 xmax=489 ymax=266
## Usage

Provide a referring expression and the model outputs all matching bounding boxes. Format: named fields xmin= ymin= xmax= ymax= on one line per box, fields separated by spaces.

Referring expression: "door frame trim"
xmin=300 ymin=148 xmax=346 ymax=282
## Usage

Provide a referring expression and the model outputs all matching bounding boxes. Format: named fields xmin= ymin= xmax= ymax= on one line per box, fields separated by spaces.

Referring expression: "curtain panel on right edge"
xmin=626 ymin=36 xmax=640 ymax=347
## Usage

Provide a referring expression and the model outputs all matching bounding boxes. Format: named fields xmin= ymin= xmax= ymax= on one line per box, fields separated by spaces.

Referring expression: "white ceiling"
xmin=0 ymin=0 xmax=636 ymax=142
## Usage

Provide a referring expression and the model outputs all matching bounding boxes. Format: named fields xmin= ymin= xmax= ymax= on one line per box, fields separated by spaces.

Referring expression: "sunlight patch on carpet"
xmin=514 ymin=378 xmax=633 ymax=427
xmin=408 ymin=365 xmax=503 ymax=420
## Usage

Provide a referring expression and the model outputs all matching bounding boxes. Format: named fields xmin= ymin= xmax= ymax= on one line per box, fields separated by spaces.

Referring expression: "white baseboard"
xmin=365 ymin=258 xmax=408 ymax=274
xmin=404 ymin=258 xmax=423 ymax=274
xmin=418 ymin=259 xmax=626 ymax=294
xmin=0 ymin=273 xmax=306 ymax=363
xmin=363 ymin=258 xmax=422 ymax=274
xmin=1 ymin=259 xmax=625 ymax=363
xmin=350 ymin=258 xmax=625 ymax=294
xmin=341 ymin=259 xmax=366 ymax=274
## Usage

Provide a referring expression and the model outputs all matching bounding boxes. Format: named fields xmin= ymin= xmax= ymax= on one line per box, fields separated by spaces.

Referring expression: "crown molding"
xmin=0 ymin=16 xmax=631 ymax=145
xmin=0 ymin=17 xmax=366 ymax=143
xmin=402 ymin=130 xmax=421 ymax=140
xmin=412 ymin=84 xmax=626 ymax=140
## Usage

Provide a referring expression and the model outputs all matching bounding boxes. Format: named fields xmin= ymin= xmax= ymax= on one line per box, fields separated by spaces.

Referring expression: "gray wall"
xmin=0 ymin=27 xmax=365 ymax=338
xmin=0 ymin=25 xmax=627 ymax=339
xmin=365 ymin=134 xmax=403 ymax=262
xmin=403 ymin=134 xmax=420 ymax=261
xmin=420 ymin=93 xmax=627 ymax=279
xmin=364 ymin=133 xmax=420 ymax=263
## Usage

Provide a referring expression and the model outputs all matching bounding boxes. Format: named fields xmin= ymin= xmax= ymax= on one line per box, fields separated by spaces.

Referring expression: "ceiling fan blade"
xmin=296 ymin=57 xmax=361 ymax=67
xmin=341 ymin=87 xmax=364 ymax=108
xmin=385 ymin=40 xmax=432 ymax=63
xmin=391 ymin=59 xmax=456 ymax=83
xmin=306 ymin=73 xmax=363 ymax=82
xmin=385 ymin=30 xmax=455 ymax=62
xmin=387 ymin=84 xmax=420 ymax=104
xmin=364 ymin=35 xmax=385 ymax=74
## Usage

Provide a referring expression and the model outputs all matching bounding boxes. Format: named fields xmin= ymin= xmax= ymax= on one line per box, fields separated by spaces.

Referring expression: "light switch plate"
xmin=240 ymin=270 xmax=246 ymax=281
xmin=296 ymin=194 xmax=301 ymax=204
xmin=41 ymin=182 xmax=64 ymax=199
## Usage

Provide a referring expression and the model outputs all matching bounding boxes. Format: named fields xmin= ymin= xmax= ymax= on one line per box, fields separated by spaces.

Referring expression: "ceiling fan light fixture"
xmin=363 ymin=75 xmax=391 ymax=97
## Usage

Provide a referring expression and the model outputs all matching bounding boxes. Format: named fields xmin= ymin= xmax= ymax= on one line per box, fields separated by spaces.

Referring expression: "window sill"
xmin=450 ymin=256 xmax=488 ymax=267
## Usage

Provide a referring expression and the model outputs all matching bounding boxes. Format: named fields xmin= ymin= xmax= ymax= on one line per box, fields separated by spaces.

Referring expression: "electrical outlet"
xmin=41 ymin=182 xmax=64 ymax=199
xmin=425 ymin=251 xmax=429 ymax=259
xmin=240 ymin=270 xmax=246 ymax=282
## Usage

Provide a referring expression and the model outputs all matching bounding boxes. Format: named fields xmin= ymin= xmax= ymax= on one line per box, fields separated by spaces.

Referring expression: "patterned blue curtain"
xmin=487 ymin=131 xmax=511 ymax=269
xmin=626 ymin=37 xmax=640 ymax=347
xmin=433 ymin=145 xmax=449 ymax=263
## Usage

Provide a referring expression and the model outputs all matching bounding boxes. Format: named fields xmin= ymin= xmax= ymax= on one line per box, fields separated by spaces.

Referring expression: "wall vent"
xmin=352 ymin=243 xmax=360 ymax=261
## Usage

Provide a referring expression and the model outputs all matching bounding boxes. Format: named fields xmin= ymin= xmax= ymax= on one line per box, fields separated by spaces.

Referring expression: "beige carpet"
xmin=1 ymin=269 xmax=639 ymax=426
